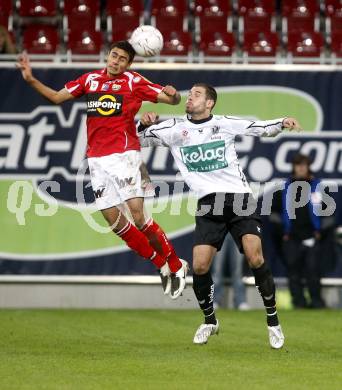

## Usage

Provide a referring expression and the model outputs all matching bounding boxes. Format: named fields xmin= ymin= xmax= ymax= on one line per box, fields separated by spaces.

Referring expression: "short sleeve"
xmin=65 ymin=74 xmax=86 ymax=98
xmin=131 ymin=73 xmax=163 ymax=103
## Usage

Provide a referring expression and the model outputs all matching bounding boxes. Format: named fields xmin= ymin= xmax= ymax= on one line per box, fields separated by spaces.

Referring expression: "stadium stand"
xmin=330 ymin=31 xmax=342 ymax=57
xmin=0 ymin=0 xmax=13 ymax=30
xmin=287 ymin=30 xmax=325 ymax=58
xmin=325 ymin=0 xmax=342 ymax=33
xmin=63 ymin=0 xmax=100 ymax=34
xmin=18 ymin=0 xmax=57 ymax=17
xmin=282 ymin=0 xmax=320 ymax=33
xmin=161 ymin=30 xmax=192 ymax=56
xmin=237 ymin=0 xmax=276 ymax=34
xmin=199 ymin=31 xmax=236 ymax=58
xmin=67 ymin=29 xmax=103 ymax=57
xmin=107 ymin=0 xmax=143 ymax=36
xmin=1 ymin=0 xmax=342 ymax=63
xmin=22 ymin=24 xmax=59 ymax=54
xmin=194 ymin=0 xmax=232 ymax=35
xmin=243 ymin=31 xmax=279 ymax=58
xmin=151 ymin=0 xmax=188 ymax=34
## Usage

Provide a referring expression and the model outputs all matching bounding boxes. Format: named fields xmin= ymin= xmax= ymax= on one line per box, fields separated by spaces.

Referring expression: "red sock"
xmin=141 ymin=218 xmax=182 ymax=273
xmin=117 ymin=222 xmax=166 ymax=269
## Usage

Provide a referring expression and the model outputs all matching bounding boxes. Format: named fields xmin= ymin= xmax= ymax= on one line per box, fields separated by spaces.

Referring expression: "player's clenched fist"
xmin=282 ymin=117 xmax=302 ymax=131
xmin=140 ymin=112 xmax=159 ymax=126
xmin=162 ymin=85 xmax=177 ymax=96
xmin=16 ymin=52 xmax=33 ymax=82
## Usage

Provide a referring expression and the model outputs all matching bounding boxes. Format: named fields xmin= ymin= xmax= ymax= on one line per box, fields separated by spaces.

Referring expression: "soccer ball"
xmin=130 ymin=26 xmax=164 ymax=57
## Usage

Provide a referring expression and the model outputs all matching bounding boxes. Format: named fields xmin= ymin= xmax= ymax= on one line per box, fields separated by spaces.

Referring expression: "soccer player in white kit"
xmin=138 ymin=83 xmax=301 ymax=348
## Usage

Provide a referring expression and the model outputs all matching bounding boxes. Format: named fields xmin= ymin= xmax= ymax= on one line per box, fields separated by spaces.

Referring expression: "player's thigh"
xmin=88 ymin=156 xmax=122 ymax=211
xmin=229 ymin=215 xmax=263 ymax=267
xmin=193 ymin=245 xmax=217 ymax=274
xmin=106 ymin=150 xmax=145 ymax=205
xmin=194 ymin=199 xmax=228 ymax=252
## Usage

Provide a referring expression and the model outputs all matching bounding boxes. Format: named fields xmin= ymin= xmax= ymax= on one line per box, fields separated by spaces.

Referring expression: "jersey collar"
xmin=187 ymin=114 xmax=213 ymax=124
xmin=102 ymin=68 xmax=125 ymax=80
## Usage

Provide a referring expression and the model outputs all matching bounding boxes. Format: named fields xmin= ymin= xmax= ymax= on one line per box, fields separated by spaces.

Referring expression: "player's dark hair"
xmin=193 ymin=83 xmax=217 ymax=109
xmin=109 ymin=41 xmax=136 ymax=63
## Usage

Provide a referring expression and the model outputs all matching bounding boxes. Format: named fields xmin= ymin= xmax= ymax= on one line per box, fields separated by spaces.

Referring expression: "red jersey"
xmin=65 ymin=68 xmax=163 ymax=157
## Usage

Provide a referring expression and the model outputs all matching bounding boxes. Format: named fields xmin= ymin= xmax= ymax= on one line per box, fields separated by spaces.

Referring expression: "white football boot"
xmin=159 ymin=262 xmax=171 ymax=295
xmin=170 ymin=259 xmax=189 ymax=300
xmin=268 ymin=325 xmax=285 ymax=349
xmin=193 ymin=320 xmax=220 ymax=345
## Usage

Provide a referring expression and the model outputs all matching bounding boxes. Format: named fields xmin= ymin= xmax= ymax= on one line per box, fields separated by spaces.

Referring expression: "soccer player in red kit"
xmin=16 ymin=41 xmax=189 ymax=299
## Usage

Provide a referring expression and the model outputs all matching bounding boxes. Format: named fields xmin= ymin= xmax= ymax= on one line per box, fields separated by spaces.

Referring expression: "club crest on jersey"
xmin=101 ymin=83 xmax=110 ymax=91
xmin=182 ymin=130 xmax=188 ymax=137
xmin=180 ymin=141 xmax=228 ymax=172
xmin=212 ymin=125 xmax=220 ymax=134
xmin=86 ymin=93 xmax=123 ymax=116
xmin=89 ymin=80 xmax=99 ymax=91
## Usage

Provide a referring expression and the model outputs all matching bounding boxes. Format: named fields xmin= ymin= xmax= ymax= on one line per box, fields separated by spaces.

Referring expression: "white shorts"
xmin=88 ymin=150 xmax=146 ymax=210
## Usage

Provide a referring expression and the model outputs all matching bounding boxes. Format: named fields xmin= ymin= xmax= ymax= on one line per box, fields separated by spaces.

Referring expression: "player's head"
xmin=292 ymin=153 xmax=312 ymax=178
xmin=106 ymin=41 xmax=136 ymax=76
xmin=186 ymin=83 xmax=217 ymax=117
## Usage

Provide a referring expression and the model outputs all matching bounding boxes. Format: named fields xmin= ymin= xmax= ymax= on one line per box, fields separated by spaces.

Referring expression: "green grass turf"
xmin=0 ymin=309 xmax=341 ymax=390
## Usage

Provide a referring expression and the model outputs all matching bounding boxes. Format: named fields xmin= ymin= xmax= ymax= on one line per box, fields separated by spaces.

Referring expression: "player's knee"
xmin=242 ymin=235 xmax=264 ymax=268
xmin=193 ymin=259 xmax=210 ymax=275
xmin=130 ymin=211 xmax=145 ymax=229
xmin=102 ymin=210 xmax=122 ymax=229
xmin=245 ymin=251 xmax=264 ymax=268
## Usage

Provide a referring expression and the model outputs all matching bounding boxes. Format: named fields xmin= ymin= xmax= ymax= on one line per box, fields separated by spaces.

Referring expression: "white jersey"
xmin=139 ymin=115 xmax=285 ymax=199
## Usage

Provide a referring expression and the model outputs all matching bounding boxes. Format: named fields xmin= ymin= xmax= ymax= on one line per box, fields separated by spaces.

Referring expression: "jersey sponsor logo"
xmin=86 ymin=94 xmax=123 ymax=116
xmin=112 ymin=84 xmax=121 ymax=91
xmin=114 ymin=176 xmax=134 ymax=189
xmin=180 ymin=141 xmax=228 ymax=172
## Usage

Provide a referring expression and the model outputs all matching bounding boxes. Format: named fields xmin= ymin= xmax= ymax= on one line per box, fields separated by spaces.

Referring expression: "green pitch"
xmin=0 ymin=309 xmax=341 ymax=390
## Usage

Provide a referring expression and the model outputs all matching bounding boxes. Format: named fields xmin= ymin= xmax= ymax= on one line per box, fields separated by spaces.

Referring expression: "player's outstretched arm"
xmin=226 ymin=115 xmax=302 ymax=137
xmin=16 ymin=53 xmax=75 ymax=105
xmin=157 ymin=85 xmax=181 ymax=105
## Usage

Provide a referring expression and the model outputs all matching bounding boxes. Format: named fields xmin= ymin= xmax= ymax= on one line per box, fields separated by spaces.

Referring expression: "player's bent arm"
xmin=157 ymin=85 xmax=181 ymax=105
xmin=27 ymin=78 xmax=75 ymax=104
